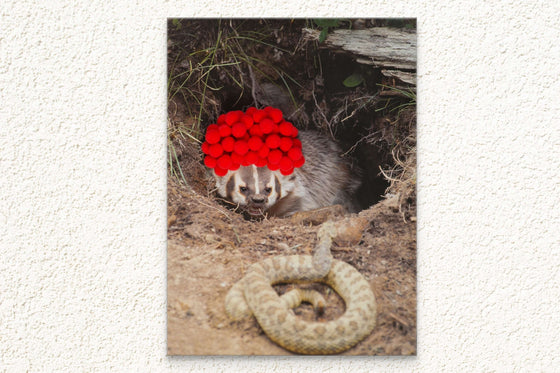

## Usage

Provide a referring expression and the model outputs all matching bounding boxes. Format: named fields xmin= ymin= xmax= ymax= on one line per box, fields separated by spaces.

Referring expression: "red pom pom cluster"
xmin=201 ymin=107 xmax=305 ymax=177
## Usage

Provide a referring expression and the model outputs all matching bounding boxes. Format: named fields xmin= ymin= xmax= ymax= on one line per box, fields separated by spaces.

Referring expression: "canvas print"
xmin=167 ymin=18 xmax=416 ymax=355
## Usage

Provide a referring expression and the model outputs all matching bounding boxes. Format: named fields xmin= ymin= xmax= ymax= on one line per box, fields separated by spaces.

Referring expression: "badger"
xmin=212 ymin=131 xmax=360 ymax=218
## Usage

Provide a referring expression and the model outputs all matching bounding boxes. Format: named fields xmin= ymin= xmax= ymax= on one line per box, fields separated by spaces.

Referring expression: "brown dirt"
xmin=167 ymin=178 xmax=416 ymax=355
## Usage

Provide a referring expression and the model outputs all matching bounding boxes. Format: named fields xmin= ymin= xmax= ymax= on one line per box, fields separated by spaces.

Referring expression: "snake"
xmin=224 ymin=220 xmax=377 ymax=354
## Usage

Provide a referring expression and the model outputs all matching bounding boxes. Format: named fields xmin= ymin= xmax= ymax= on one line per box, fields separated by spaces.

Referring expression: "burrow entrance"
xmin=167 ymin=19 xmax=416 ymax=215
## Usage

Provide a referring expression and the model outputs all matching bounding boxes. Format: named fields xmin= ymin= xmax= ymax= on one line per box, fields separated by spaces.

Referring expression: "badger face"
xmin=213 ymin=165 xmax=292 ymax=217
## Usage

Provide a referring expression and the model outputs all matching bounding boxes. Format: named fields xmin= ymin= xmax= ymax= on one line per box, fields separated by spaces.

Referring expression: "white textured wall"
xmin=1 ymin=0 xmax=559 ymax=371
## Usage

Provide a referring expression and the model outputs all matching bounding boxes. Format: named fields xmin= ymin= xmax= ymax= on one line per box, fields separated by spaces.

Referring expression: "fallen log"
xmin=303 ymin=27 xmax=416 ymax=86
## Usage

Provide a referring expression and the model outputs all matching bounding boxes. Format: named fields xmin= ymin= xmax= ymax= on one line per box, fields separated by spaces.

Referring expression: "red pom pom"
xmin=225 ymin=110 xmax=243 ymax=126
xmin=207 ymin=124 xmax=219 ymax=132
xmin=260 ymin=118 xmax=274 ymax=134
xmin=279 ymin=121 xmax=294 ymax=136
xmin=244 ymin=151 xmax=258 ymax=165
xmin=241 ymin=114 xmax=254 ymax=128
xmin=291 ymin=126 xmax=299 ymax=137
xmin=245 ymin=107 xmax=257 ymax=116
xmin=280 ymin=167 xmax=294 ymax=176
xmin=217 ymin=114 xmax=227 ymax=125
xmin=252 ymin=109 xmax=266 ymax=122
xmin=279 ymin=156 xmax=293 ymax=171
xmin=204 ymin=155 xmax=217 ymax=168
xmin=294 ymin=156 xmax=305 ymax=168
xmin=265 ymin=107 xmax=283 ymax=123
xmin=248 ymin=136 xmax=263 ymax=151
xmin=233 ymin=140 xmax=249 ymax=155
xmin=205 ymin=129 xmax=220 ymax=144
xmin=221 ymin=136 xmax=235 ymax=152
xmin=268 ymin=149 xmax=282 ymax=164
xmin=211 ymin=108 xmax=302 ymax=174
xmin=231 ymin=122 xmax=247 ymax=138
xmin=255 ymin=157 xmax=267 ymax=167
xmin=249 ymin=124 xmax=263 ymax=137
xmin=265 ymin=134 xmax=281 ymax=149
xmin=218 ymin=124 xmax=231 ymax=137
xmin=201 ymin=141 xmax=211 ymax=155
xmin=214 ymin=166 xmax=228 ymax=177
xmin=258 ymin=145 xmax=270 ymax=158
xmin=231 ymin=152 xmax=243 ymax=165
xmin=208 ymin=143 xmax=223 ymax=158
xmin=217 ymin=154 xmax=232 ymax=170
xmin=279 ymin=137 xmax=293 ymax=152
xmin=287 ymin=147 xmax=302 ymax=161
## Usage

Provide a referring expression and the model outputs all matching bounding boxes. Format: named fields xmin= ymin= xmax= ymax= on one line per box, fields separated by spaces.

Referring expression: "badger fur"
xmin=212 ymin=131 xmax=360 ymax=218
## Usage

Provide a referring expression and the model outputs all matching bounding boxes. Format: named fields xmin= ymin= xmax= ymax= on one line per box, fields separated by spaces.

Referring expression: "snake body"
xmin=225 ymin=222 xmax=377 ymax=354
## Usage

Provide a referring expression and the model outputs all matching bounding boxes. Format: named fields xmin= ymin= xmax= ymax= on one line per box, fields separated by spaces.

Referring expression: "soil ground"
xmin=167 ymin=178 xmax=416 ymax=355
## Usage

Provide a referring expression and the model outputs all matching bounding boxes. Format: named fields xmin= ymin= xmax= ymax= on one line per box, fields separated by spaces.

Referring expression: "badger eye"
xmin=264 ymin=187 xmax=272 ymax=194
xmin=239 ymin=186 xmax=248 ymax=193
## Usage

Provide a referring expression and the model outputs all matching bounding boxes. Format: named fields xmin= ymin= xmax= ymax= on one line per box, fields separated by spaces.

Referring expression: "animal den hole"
xmin=342 ymin=136 xmax=390 ymax=211
xmin=215 ymin=86 xmax=390 ymax=215
xmin=274 ymin=283 xmax=345 ymax=322
xmin=206 ymin=128 xmax=389 ymax=218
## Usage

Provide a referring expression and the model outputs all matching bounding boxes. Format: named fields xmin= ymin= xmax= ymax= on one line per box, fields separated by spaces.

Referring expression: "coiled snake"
xmin=225 ymin=220 xmax=377 ymax=354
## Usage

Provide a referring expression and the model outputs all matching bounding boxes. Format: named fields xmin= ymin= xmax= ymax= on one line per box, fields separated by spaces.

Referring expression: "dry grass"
xmin=375 ymin=90 xmax=417 ymax=221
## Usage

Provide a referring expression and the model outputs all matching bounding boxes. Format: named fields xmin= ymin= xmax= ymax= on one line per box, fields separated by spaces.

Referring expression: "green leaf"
xmin=343 ymin=73 xmax=364 ymax=87
xmin=172 ymin=19 xmax=182 ymax=29
xmin=318 ymin=28 xmax=328 ymax=43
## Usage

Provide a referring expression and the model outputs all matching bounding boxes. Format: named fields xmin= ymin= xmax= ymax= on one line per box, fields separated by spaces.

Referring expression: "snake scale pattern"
xmin=225 ymin=221 xmax=377 ymax=354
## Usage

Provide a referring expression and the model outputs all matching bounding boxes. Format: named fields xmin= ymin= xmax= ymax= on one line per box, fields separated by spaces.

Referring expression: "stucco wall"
xmin=1 ymin=1 xmax=559 ymax=371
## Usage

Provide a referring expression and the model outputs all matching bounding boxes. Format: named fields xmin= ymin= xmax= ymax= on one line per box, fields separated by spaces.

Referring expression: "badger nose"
xmin=251 ymin=195 xmax=266 ymax=204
